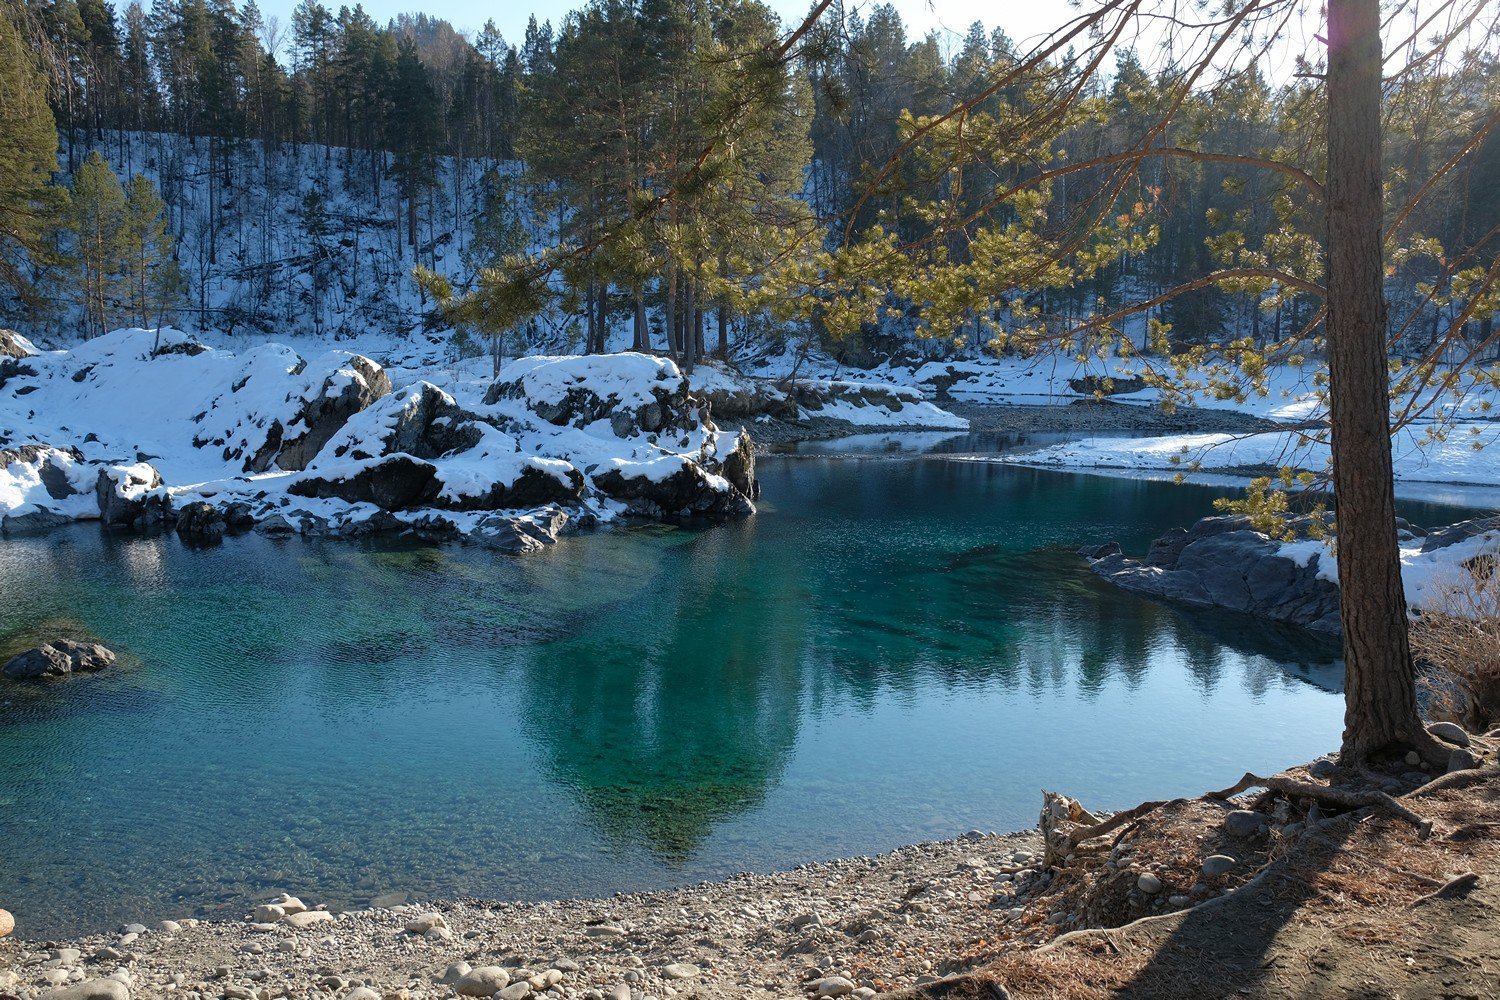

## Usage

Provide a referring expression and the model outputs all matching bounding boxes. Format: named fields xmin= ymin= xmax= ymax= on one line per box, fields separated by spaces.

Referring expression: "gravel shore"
xmin=0 ymin=830 xmax=1044 ymax=1000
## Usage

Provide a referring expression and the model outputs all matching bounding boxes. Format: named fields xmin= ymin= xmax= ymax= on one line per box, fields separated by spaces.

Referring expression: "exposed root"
xmin=1063 ymin=800 xmax=1168 ymax=851
xmin=1409 ymin=762 xmax=1500 ymax=799
xmin=1205 ymin=772 xmax=1434 ymax=838
xmin=1410 ymin=871 xmax=1479 ymax=906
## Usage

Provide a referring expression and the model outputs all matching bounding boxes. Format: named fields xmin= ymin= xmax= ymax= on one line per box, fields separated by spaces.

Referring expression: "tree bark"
xmin=1327 ymin=0 xmax=1429 ymax=760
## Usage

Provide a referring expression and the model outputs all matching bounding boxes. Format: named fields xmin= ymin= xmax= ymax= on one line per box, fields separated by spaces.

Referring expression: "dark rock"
xmin=0 ymin=328 xmax=35 ymax=358
xmin=175 ymin=501 xmax=226 ymax=544
xmin=95 ymin=464 xmax=173 ymax=529
xmin=443 ymin=464 xmax=584 ymax=511
xmin=290 ymin=456 xmax=441 ymax=510
xmin=273 ymin=356 xmax=393 ymax=471
xmin=1088 ymin=514 xmax=1341 ymax=634
xmin=2 ymin=507 xmax=72 ymax=535
xmin=1077 ymin=541 xmax=1122 ymax=560
xmin=470 ymin=509 xmax=571 ymax=554
xmin=4 ymin=640 xmax=117 ymax=680
xmin=595 ymin=462 xmax=755 ymax=520
xmin=1447 ymin=748 xmax=1479 ymax=773
xmin=222 ymin=501 xmax=258 ymax=530
xmin=484 ymin=364 xmax=697 ymax=438
xmin=1067 ymin=374 xmax=1147 ymax=396
xmin=1420 ymin=516 xmax=1500 ymax=553
xmin=1223 ymin=810 xmax=1268 ymax=838
xmin=153 ymin=339 xmax=210 ymax=357
xmin=719 ymin=431 xmax=759 ymax=501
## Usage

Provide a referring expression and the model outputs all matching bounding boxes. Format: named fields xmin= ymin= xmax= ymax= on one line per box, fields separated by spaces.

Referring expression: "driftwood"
xmin=1205 ymin=772 xmax=1433 ymax=839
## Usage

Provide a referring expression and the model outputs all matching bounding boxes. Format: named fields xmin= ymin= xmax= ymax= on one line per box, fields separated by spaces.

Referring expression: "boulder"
xmin=175 ymin=501 xmax=226 ymax=544
xmin=1067 ymin=374 xmax=1147 ymax=396
xmin=719 ymin=431 xmax=759 ymax=501
xmin=595 ymin=461 xmax=754 ymax=520
xmin=39 ymin=980 xmax=130 ymax=1000
xmin=455 ymin=966 xmax=512 ymax=997
xmin=1420 ymin=516 xmax=1500 ymax=553
xmin=3 ymin=507 xmax=73 ymax=535
xmin=4 ymin=640 xmax=117 ymax=680
xmin=0 ymin=907 xmax=12 ymax=937
xmin=1428 ymin=721 xmax=1471 ymax=747
xmin=290 ymin=456 xmax=442 ymax=510
xmin=470 ymin=509 xmax=571 ymax=555
xmin=1084 ymin=514 xmax=1342 ymax=634
xmin=0 ymin=328 xmax=36 ymax=358
xmin=96 ymin=464 xmax=172 ymax=529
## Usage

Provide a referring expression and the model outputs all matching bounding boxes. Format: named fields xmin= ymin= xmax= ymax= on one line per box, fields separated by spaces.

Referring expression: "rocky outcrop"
xmin=484 ymin=354 xmax=699 ymax=437
xmin=720 ymin=431 xmax=759 ymax=501
xmin=595 ymin=460 xmax=755 ymax=520
xmin=96 ymin=464 xmax=173 ymax=529
xmin=0 ymin=329 xmax=36 ymax=359
xmin=1083 ymin=514 xmax=1343 ymax=635
xmin=272 ymin=355 xmax=392 ymax=471
xmin=290 ymin=455 xmax=442 ymax=510
xmin=4 ymin=639 xmax=117 ymax=680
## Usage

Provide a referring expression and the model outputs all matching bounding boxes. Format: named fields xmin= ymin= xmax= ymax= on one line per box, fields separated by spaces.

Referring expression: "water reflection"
xmin=0 ymin=457 xmax=1370 ymax=937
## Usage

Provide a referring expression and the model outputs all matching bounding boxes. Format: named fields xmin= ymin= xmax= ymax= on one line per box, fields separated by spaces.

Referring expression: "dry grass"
xmin=1413 ymin=552 xmax=1500 ymax=732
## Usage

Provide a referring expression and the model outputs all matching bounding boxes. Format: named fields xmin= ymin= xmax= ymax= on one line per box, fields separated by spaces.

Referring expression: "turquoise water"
xmin=0 ymin=447 xmax=1434 ymax=938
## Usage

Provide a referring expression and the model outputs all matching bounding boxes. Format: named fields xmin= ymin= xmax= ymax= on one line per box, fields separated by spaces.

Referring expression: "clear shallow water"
xmin=0 ymin=447 xmax=1461 ymax=937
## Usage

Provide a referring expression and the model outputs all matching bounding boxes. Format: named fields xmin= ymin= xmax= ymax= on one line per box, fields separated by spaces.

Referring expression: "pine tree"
xmin=0 ymin=4 xmax=69 ymax=308
xmin=121 ymin=172 xmax=183 ymax=339
xmin=69 ymin=150 xmax=127 ymax=337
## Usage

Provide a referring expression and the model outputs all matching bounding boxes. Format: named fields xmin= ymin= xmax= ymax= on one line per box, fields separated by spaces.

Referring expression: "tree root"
xmin=1205 ymin=772 xmax=1433 ymax=839
xmin=1410 ymin=872 xmax=1479 ymax=907
xmin=1063 ymin=800 xmax=1168 ymax=850
xmin=1409 ymin=763 xmax=1500 ymax=799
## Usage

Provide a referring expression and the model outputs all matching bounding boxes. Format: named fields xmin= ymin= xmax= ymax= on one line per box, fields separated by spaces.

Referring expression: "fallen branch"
xmin=1410 ymin=872 xmax=1479 ymax=907
xmin=1205 ymin=773 xmax=1433 ymax=839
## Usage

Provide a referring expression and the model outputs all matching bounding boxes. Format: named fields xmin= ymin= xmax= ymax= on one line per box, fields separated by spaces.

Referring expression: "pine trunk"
xmin=1327 ymin=0 xmax=1426 ymax=760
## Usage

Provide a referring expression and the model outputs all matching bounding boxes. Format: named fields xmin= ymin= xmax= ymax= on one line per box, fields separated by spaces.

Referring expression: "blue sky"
xmin=255 ymin=0 xmax=1061 ymax=55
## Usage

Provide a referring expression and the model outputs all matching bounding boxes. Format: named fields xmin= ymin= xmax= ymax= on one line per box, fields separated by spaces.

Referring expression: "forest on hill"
xmin=0 ymin=0 xmax=1497 ymax=366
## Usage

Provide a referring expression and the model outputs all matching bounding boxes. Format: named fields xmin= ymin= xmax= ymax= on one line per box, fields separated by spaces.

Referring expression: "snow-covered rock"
xmin=0 ymin=332 xmax=759 ymax=548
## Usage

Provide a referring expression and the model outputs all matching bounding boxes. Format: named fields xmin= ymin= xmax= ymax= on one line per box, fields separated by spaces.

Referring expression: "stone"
xmin=403 ymin=912 xmax=446 ymax=934
xmin=661 ymin=964 xmax=699 ymax=980
xmin=809 ymin=977 xmax=856 ymax=997
xmin=1405 ymin=750 xmax=1422 ymax=766
xmin=346 ymin=989 xmax=382 ymax=1000
xmin=455 ymin=967 xmax=511 ymax=997
xmin=586 ymin=924 xmax=627 ymax=938
xmin=1428 ymin=721 xmax=1471 ymax=747
xmin=252 ymin=904 xmax=285 ymax=923
xmin=157 ymin=919 xmax=182 ymax=933
xmin=4 ymin=640 xmax=117 ymax=680
xmin=1223 ymin=810 xmax=1268 ymax=838
xmin=52 ymin=947 xmax=82 ymax=964
xmin=1202 ymin=855 xmax=1235 ymax=877
xmin=175 ymin=502 xmax=226 ymax=544
xmin=270 ymin=894 xmax=306 ymax=914
xmin=437 ymin=962 xmax=472 ymax=986
xmin=39 ymin=980 xmax=131 ymax=1000
xmin=497 ymin=984 xmax=533 ymax=1000
xmin=1308 ymin=758 xmax=1338 ymax=779
xmin=1448 ymin=748 xmax=1479 ymax=773
xmin=0 ymin=907 xmax=12 ymax=937
xmin=1136 ymin=872 xmax=1162 ymax=894
xmin=96 ymin=464 xmax=171 ymax=529
xmin=282 ymin=909 xmax=334 ymax=929
xmin=607 ymin=986 xmax=631 ymax=1000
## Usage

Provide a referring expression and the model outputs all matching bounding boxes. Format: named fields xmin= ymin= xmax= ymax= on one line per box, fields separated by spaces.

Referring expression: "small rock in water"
xmin=0 ymin=907 xmax=12 ymax=938
xmin=1136 ymin=872 xmax=1162 ymax=894
xmin=1428 ymin=721 xmax=1470 ymax=747
xmin=1202 ymin=855 xmax=1235 ymax=877
xmin=662 ymin=964 xmax=699 ymax=980
xmin=810 ymin=977 xmax=856 ymax=997
xmin=252 ymin=904 xmax=285 ymax=923
xmin=1223 ymin=810 xmax=1267 ymax=838
xmin=270 ymin=893 xmax=308 ymax=914
xmin=1448 ymin=748 xmax=1479 ymax=773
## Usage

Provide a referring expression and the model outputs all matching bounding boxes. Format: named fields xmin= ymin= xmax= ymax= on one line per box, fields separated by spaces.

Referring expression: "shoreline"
xmin=0 ymin=827 xmax=1043 ymax=999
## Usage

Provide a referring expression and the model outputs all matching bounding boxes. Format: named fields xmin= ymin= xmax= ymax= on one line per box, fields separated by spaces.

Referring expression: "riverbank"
xmin=0 ymin=828 xmax=1042 ymax=999
xmin=8 ymin=746 xmax=1499 ymax=1000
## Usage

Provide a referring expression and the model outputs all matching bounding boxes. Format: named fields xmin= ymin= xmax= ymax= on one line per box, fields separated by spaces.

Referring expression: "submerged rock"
xmin=4 ymin=640 xmax=118 ymax=680
xmin=175 ymin=501 xmax=226 ymax=543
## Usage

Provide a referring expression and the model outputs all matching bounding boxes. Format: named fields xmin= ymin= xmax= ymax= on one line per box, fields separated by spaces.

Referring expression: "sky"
xmin=254 ymin=0 xmax=1065 ymax=57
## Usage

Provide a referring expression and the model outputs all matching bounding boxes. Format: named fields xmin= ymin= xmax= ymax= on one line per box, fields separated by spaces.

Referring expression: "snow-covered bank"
xmin=0 ymin=329 xmax=767 ymax=550
xmin=1083 ymin=512 xmax=1500 ymax=636
xmin=0 ymin=328 xmax=973 ymax=550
